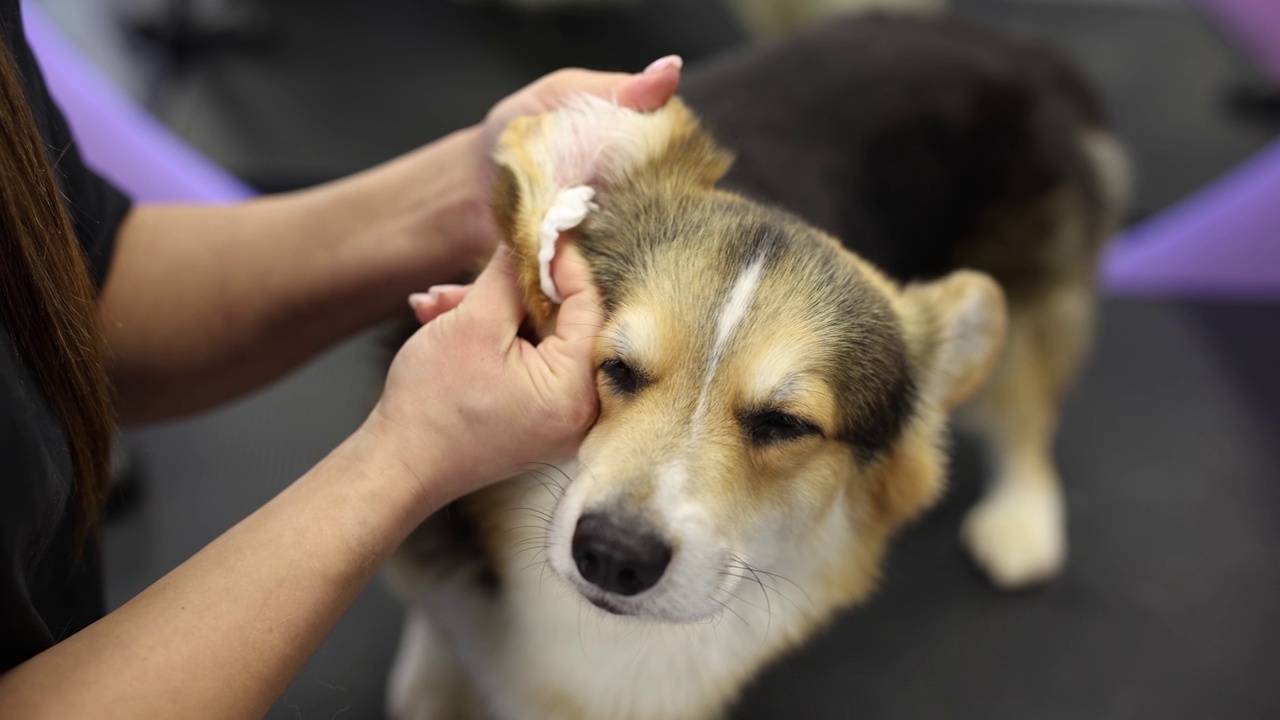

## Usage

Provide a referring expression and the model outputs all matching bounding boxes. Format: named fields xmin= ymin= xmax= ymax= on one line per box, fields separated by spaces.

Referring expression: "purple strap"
xmin=22 ymin=1 xmax=254 ymax=203
xmin=1103 ymin=137 xmax=1280 ymax=299
xmin=1194 ymin=0 xmax=1280 ymax=81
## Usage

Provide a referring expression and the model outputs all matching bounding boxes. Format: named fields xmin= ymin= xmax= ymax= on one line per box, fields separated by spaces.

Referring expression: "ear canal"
xmin=490 ymin=96 xmax=732 ymax=336
xmin=902 ymin=270 xmax=1008 ymax=410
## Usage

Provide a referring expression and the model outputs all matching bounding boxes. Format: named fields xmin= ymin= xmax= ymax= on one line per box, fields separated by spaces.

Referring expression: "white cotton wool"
xmin=538 ymin=185 xmax=597 ymax=303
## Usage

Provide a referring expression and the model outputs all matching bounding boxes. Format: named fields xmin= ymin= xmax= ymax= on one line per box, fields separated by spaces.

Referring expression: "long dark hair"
xmin=0 ymin=36 xmax=113 ymax=543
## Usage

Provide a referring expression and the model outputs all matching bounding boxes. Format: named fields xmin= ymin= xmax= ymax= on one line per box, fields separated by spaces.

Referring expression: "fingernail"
xmin=643 ymin=54 xmax=683 ymax=75
xmin=427 ymin=284 xmax=465 ymax=296
xmin=408 ymin=292 xmax=437 ymax=308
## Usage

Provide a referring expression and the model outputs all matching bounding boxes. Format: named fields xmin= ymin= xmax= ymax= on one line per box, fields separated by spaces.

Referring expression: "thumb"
xmin=460 ymin=246 xmax=527 ymax=342
xmin=544 ymin=245 xmax=604 ymax=359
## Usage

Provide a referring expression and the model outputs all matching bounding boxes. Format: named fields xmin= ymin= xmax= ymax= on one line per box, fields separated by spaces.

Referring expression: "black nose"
xmin=572 ymin=513 xmax=672 ymax=596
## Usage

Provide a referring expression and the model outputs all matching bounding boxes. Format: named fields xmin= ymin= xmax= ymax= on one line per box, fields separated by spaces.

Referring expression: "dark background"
xmin=37 ymin=0 xmax=1279 ymax=717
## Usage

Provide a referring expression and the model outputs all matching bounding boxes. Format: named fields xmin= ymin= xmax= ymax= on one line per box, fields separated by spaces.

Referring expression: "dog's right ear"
xmin=492 ymin=96 xmax=732 ymax=335
xmin=900 ymin=270 xmax=1008 ymax=412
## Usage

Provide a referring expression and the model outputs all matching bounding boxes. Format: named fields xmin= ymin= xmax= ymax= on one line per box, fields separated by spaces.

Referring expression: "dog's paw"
xmin=961 ymin=483 xmax=1065 ymax=590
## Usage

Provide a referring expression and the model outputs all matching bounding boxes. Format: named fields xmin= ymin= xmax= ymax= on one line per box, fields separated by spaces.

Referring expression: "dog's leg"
xmin=386 ymin=610 xmax=479 ymax=720
xmin=959 ymin=282 xmax=1094 ymax=589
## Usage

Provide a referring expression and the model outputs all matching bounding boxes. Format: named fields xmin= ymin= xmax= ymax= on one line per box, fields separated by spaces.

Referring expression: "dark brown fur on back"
xmin=681 ymin=15 xmax=1114 ymax=297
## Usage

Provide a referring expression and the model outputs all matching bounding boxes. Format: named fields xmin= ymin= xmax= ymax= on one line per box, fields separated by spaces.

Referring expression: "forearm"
xmin=0 ymin=425 xmax=436 ymax=719
xmin=102 ymin=126 xmax=490 ymax=424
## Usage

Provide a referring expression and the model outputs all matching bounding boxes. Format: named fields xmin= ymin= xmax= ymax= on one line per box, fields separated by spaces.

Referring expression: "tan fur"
xmin=958 ymin=281 xmax=1094 ymax=587
xmin=902 ymin=270 xmax=1009 ymax=409
xmin=935 ymin=126 xmax=1121 ymax=588
xmin=389 ymin=98 xmax=1022 ymax=720
xmin=492 ymin=98 xmax=732 ymax=336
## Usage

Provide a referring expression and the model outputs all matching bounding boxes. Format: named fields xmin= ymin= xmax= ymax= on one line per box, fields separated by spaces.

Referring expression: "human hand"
xmin=481 ymin=56 xmax=684 ymax=157
xmin=366 ymin=243 xmax=603 ymax=512
xmin=441 ymin=58 xmax=684 ymax=268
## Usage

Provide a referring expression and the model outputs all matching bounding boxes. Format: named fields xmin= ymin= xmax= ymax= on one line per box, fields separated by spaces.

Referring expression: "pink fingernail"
xmin=408 ymin=292 xmax=437 ymax=308
xmin=643 ymin=55 xmax=683 ymax=75
xmin=427 ymin=284 xmax=465 ymax=295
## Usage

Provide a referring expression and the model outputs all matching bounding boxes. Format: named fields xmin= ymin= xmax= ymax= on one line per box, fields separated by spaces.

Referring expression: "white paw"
xmin=961 ymin=484 xmax=1066 ymax=590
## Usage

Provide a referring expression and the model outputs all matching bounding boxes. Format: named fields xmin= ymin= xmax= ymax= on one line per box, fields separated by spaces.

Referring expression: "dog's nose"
xmin=572 ymin=513 xmax=672 ymax=596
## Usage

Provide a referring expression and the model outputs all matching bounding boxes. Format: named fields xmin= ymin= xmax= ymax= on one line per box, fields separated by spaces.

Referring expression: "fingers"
xmin=459 ymin=246 xmax=527 ymax=340
xmin=547 ymin=245 xmax=605 ymax=355
xmin=518 ymin=57 xmax=683 ymax=118
xmin=548 ymin=243 xmax=591 ymax=300
xmin=618 ymin=56 xmax=682 ymax=111
xmin=553 ymin=58 xmax=681 ymax=111
xmin=408 ymin=284 xmax=470 ymax=324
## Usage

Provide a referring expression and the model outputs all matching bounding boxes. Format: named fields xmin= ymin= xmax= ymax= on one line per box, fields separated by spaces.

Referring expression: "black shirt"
xmin=0 ymin=1 xmax=131 ymax=673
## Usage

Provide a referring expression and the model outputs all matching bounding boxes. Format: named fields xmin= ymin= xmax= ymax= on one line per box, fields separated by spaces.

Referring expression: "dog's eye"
xmin=744 ymin=410 xmax=820 ymax=445
xmin=600 ymin=358 xmax=645 ymax=395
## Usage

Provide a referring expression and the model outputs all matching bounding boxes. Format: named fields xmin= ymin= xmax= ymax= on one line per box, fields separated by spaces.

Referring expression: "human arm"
xmin=102 ymin=61 xmax=680 ymax=425
xmin=0 ymin=246 xmax=602 ymax=718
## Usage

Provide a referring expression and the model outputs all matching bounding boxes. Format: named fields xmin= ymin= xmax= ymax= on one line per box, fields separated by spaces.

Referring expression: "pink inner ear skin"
xmin=545 ymin=94 xmax=651 ymax=188
xmin=551 ymin=124 xmax=609 ymax=188
xmin=533 ymin=96 xmax=663 ymax=302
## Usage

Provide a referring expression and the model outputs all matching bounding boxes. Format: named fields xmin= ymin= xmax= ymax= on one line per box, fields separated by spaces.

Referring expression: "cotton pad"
xmin=539 ymin=185 xmax=597 ymax=303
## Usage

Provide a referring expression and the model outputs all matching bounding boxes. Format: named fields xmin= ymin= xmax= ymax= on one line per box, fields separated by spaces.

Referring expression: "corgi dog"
xmin=385 ymin=16 xmax=1129 ymax=720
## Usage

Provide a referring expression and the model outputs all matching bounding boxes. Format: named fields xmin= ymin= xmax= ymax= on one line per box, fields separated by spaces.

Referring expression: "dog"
xmin=385 ymin=16 xmax=1129 ymax=720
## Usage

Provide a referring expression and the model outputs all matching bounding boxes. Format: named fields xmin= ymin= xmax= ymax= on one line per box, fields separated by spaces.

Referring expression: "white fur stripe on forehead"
xmin=530 ymin=95 xmax=678 ymax=303
xmin=691 ymin=255 xmax=767 ymax=424
xmin=709 ymin=256 xmax=766 ymax=376
xmin=663 ymin=255 xmax=767 ymax=503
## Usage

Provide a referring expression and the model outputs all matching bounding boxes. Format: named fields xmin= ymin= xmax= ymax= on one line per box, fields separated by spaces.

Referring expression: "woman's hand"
xmin=451 ymin=57 xmax=685 ymax=266
xmin=367 ymin=243 xmax=603 ymax=512
xmin=482 ymin=56 xmax=683 ymax=155
xmin=102 ymin=60 xmax=677 ymax=425
xmin=364 ymin=60 xmax=681 ymax=510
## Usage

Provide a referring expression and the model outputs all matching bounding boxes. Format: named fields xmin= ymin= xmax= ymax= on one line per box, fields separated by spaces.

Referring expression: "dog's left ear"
xmin=492 ymin=96 xmax=732 ymax=334
xmin=900 ymin=270 xmax=1008 ymax=411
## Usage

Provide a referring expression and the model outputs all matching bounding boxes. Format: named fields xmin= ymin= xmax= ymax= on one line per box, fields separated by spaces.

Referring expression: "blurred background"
xmin=30 ymin=0 xmax=1278 ymax=717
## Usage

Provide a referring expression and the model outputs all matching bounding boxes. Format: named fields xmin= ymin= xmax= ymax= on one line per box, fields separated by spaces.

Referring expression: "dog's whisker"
xmin=502 ymin=504 xmax=555 ymax=521
xmin=729 ymin=554 xmax=814 ymax=610
xmin=501 ymin=523 xmax=552 ymax=534
xmin=721 ymin=588 xmax=768 ymax=614
xmin=512 ymin=470 xmax=566 ymax=507
xmin=518 ymin=462 xmax=572 ymax=493
xmin=518 ymin=551 xmax=550 ymax=574
xmin=509 ymin=541 xmax=550 ymax=557
xmin=712 ymin=598 xmax=749 ymax=629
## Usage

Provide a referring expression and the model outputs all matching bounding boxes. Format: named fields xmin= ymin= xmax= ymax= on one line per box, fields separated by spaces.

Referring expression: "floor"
xmin=105 ymin=299 xmax=1280 ymax=719
xmin=33 ymin=0 xmax=1280 ymax=717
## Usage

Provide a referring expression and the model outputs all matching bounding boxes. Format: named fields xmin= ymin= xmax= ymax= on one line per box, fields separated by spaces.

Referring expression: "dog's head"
xmin=493 ymin=97 xmax=1006 ymax=623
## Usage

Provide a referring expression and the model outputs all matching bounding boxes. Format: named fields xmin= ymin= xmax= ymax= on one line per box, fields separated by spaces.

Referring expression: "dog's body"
xmin=386 ymin=17 xmax=1128 ymax=720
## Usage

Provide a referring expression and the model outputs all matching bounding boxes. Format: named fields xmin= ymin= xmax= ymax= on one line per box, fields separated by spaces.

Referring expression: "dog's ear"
xmin=492 ymin=96 xmax=732 ymax=335
xmin=901 ymin=270 xmax=1008 ymax=411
